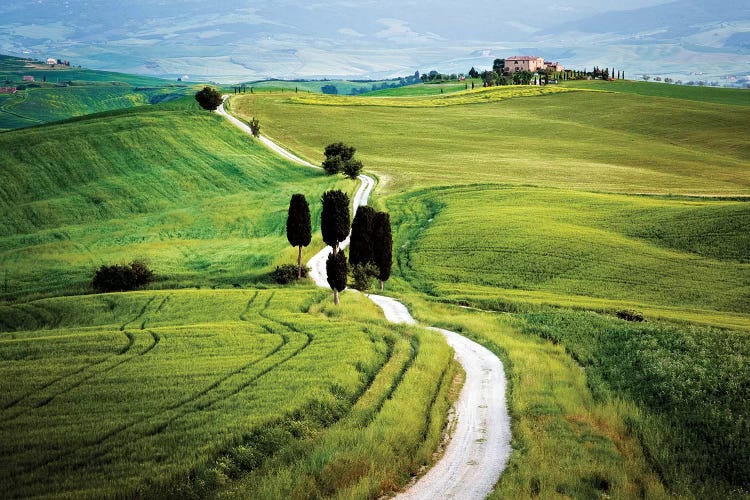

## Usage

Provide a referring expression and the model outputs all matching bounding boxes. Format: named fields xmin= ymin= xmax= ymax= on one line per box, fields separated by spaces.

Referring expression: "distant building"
xmin=22 ymin=75 xmax=34 ymax=82
xmin=504 ymin=56 xmax=565 ymax=73
xmin=504 ymin=56 xmax=545 ymax=73
xmin=0 ymin=87 xmax=17 ymax=94
xmin=46 ymin=58 xmax=56 ymax=65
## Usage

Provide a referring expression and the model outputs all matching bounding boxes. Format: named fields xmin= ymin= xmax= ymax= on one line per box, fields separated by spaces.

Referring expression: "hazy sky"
xmin=1 ymin=0 xmax=748 ymax=82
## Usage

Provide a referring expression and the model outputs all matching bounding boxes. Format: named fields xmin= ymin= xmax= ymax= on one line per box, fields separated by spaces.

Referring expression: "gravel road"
xmin=219 ymin=96 xmax=512 ymax=499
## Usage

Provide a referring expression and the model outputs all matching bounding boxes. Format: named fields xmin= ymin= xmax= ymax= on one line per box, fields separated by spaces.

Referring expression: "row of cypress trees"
xmin=286 ymin=190 xmax=392 ymax=305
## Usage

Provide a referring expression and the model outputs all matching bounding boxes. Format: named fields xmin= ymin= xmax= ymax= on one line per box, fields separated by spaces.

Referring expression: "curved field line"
xmin=0 ymin=328 xmax=133 ymax=413
xmin=120 ymin=295 xmax=157 ymax=331
xmin=15 ymin=294 xmax=308 ymax=479
xmin=141 ymin=330 xmax=160 ymax=356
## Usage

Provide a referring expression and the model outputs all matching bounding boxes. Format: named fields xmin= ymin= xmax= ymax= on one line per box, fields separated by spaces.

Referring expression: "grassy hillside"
xmin=0 ymin=54 xmax=191 ymax=130
xmin=0 ymin=288 xmax=457 ymax=498
xmin=242 ymin=78 xmax=414 ymax=96
xmin=561 ymin=79 xmax=750 ymax=106
xmin=231 ymin=89 xmax=750 ymax=195
xmin=0 ymin=99 xmax=355 ymax=300
xmin=389 ymin=185 xmax=750 ymax=318
xmin=231 ymin=87 xmax=750 ymax=495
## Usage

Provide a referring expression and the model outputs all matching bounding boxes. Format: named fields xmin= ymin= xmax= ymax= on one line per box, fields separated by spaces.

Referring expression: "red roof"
xmin=505 ymin=56 xmax=542 ymax=61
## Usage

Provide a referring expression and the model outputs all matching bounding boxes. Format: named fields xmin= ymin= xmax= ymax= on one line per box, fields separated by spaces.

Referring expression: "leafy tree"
xmin=286 ymin=194 xmax=312 ymax=278
xmin=321 ymin=190 xmax=350 ymax=254
xmin=249 ymin=117 xmax=260 ymax=137
xmin=322 ymin=142 xmax=361 ymax=177
xmin=468 ymin=67 xmax=479 ymax=79
xmin=326 ymin=250 xmax=348 ymax=305
xmin=492 ymin=58 xmax=505 ymax=74
xmin=373 ymin=211 xmax=392 ymax=290
xmin=194 ymin=86 xmax=223 ymax=111
xmin=342 ymin=158 xmax=363 ymax=179
xmin=349 ymin=206 xmax=376 ymax=267
xmin=321 ymin=84 xmax=338 ymax=95
xmin=351 ymin=263 xmax=377 ymax=291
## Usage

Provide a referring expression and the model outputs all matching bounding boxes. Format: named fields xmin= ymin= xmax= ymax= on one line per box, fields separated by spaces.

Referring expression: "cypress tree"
xmin=326 ymin=250 xmax=348 ymax=305
xmin=286 ymin=194 xmax=312 ymax=278
xmin=321 ymin=190 xmax=350 ymax=254
xmin=349 ymin=206 xmax=376 ymax=267
xmin=373 ymin=211 xmax=393 ymax=291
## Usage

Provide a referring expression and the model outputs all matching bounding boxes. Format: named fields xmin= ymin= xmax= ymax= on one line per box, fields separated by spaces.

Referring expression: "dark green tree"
xmin=468 ymin=67 xmax=479 ymax=78
xmin=326 ymin=250 xmax=348 ymax=305
xmin=349 ymin=206 xmax=376 ymax=267
xmin=373 ymin=211 xmax=392 ymax=291
xmin=322 ymin=142 xmax=356 ymax=175
xmin=194 ymin=86 xmax=223 ymax=111
xmin=492 ymin=58 xmax=505 ymax=74
xmin=321 ymin=190 xmax=350 ymax=254
xmin=249 ymin=117 xmax=260 ymax=137
xmin=342 ymin=158 xmax=363 ymax=179
xmin=286 ymin=194 xmax=312 ymax=278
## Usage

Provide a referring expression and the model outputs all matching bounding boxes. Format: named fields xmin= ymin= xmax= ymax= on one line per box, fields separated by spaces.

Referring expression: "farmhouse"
xmin=46 ymin=58 xmax=56 ymax=65
xmin=23 ymin=75 xmax=34 ymax=82
xmin=504 ymin=56 xmax=565 ymax=73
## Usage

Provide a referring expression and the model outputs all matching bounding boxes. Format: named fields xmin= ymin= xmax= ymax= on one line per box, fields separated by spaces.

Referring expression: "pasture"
xmin=561 ymin=79 xmax=750 ymax=106
xmin=230 ymin=85 xmax=750 ymax=495
xmin=0 ymin=99 xmax=354 ymax=300
xmin=0 ymin=288 xmax=457 ymax=498
xmin=230 ymin=88 xmax=750 ymax=195
xmin=0 ymin=54 xmax=190 ymax=130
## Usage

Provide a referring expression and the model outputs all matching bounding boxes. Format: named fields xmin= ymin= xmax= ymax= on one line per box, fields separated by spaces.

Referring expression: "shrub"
xmin=249 ymin=117 xmax=260 ymax=137
xmin=271 ymin=264 xmax=309 ymax=284
xmin=342 ymin=158 xmax=363 ymax=179
xmin=351 ymin=263 xmax=377 ymax=291
xmin=616 ymin=309 xmax=644 ymax=322
xmin=92 ymin=261 xmax=154 ymax=293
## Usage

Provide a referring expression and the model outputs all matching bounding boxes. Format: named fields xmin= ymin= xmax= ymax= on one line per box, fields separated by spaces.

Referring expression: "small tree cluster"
xmin=348 ymin=206 xmax=392 ymax=291
xmin=195 ymin=86 xmax=223 ymax=111
xmin=322 ymin=142 xmax=363 ymax=179
xmin=92 ymin=260 xmax=154 ymax=293
xmin=249 ymin=118 xmax=260 ymax=137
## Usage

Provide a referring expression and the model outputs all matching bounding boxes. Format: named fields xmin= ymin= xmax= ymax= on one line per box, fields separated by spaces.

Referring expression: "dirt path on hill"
xmin=219 ymin=95 xmax=512 ymax=499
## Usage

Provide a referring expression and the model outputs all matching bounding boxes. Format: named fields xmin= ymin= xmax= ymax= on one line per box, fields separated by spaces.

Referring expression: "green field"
xmin=231 ymin=87 xmax=750 ymax=195
xmin=561 ymin=79 xmax=750 ymax=106
xmin=241 ymin=78 xmax=416 ymax=96
xmin=230 ymin=83 xmax=750 ymax=495
xmin=3 ymin=75 xmax=750 ymax=498
xmin=0 ymin=98 xmax=356 ymax=300
xmin=0 ymin=54 xmax=191 ymax=130
xmin=0 ymin=288 xmax=456 ymax=498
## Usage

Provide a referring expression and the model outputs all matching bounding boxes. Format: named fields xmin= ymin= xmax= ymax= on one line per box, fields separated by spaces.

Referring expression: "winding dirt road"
xmin=219 ymin=96 xmax=512 ymax=499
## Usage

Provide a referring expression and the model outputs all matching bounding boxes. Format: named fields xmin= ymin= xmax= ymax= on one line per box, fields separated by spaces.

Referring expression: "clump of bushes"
xmin=271 ymin=264 xmax=309 ymax=284
xmin=616 ymin=309 xmax=645 ymax=322
xmin=351 ymin=263 xmax=377 ymax=291
xmin=92 ymin=260 xmax=154 ymax=293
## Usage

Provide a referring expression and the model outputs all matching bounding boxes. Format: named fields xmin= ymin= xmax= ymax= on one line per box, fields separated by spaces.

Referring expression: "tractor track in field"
xmin=220 ymin=96 xmax=512 ymax=499
xmin=15 ymin=291 xmax=315 ymax=480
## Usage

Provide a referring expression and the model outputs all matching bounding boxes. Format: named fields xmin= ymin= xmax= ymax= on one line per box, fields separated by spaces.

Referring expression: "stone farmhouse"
xmin=504 ymin=56 xmax=564 ymax=73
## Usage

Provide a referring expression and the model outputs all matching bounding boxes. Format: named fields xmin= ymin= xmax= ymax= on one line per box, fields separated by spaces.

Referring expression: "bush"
xmin=616 ymin=309 xmax=644 ymax=322
xmin=351 ymin=263 xmax=377 ymax=291
xmin=92 ymin=261 xmax=154 ymax=293
xmin=249 ymin=117 xmax=260 ymax=137
xmin=342 ymin=158 xmax=363 ymax=179
xmin=271 ymin=264 xmax=309 ymax=284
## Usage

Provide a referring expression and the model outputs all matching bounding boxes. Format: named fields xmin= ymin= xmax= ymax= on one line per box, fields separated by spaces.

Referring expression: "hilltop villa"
xmin=504 ymin=56 xmax=564 ymax=73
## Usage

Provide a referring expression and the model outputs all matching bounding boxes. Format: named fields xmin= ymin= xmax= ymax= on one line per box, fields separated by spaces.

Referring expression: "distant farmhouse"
xmin=46 ymin=58 xmax=56 ymax=65
xmin=504 ymin=56 xmax=564 ymax=73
